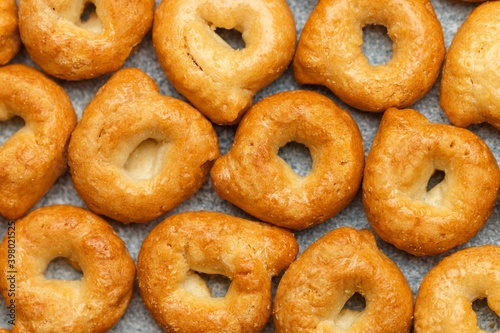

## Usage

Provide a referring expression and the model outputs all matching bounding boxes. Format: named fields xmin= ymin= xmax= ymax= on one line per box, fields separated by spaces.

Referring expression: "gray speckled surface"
xmin=1 ymin=0 xmax=500 ymax=331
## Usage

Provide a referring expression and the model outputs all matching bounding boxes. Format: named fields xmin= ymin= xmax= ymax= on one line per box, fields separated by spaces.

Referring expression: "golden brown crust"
xmin=137 ymin=211 xmax=299 ymax=333
xmin=0 ymin=0 xmax=21 ymax=65
xmin=415 ymin=245 xmax=500 ymax=332
xmin=294 ymin=0 xmax=445 ymax=112
xmin=0 ymin=64 xmax=77 ymax=220
xmin=440 ymin=2 xmax=500 ymax=128
xmin=18 ymin=0 xmax=154 ymax=80
xmin=363 ymin=108 xmax=500 ymax=256
xmin=69 ymin=68 xmax=219 ymax=224
xmin=152 ymin=0 xmax=296 ymax=125
xmin=211 ymin=90 xmax=365 ymax=230
xmin=273 ymin=227 xmax=414 ymax=333
xmin=0 ymin=205 xmax=136 ymax=333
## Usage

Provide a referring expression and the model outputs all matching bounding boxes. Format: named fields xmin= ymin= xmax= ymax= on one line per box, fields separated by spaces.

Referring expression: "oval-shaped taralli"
xmin=152 ymin=0 xmax=297 ymax=125
xmin=211 ymin=90 xmax=365 ymax=230
xmin=0 ymin=0 xmax=21 ymax=65
xmin=0 ymin=64 xmax=76 ymax=220
xmin=69 ymin=68 xmax=220 ymax=223
xmin=440 ymin=1 xmax=500 ymax=129
xmin=294 ymin=0 xmax=445 ymax=112
xmin=0 ymin=205 xmax=136 ymax=333
xmin=363 ymin=108 xmax=500 ymax=256
xmin=274 ymin=227 xmax=414 ymax=333
xmin=415 ymin=245 xmax=500 ymax=332
xmin=18 ymin=0 xmax=154 ymax=80
xmin=137 ymin=211 xmax=299 ymax=333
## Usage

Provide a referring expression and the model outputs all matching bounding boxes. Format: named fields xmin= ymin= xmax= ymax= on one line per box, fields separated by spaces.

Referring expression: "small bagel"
xmin=0 ymin=0 xmax=21 ymax=65
xmin=294 ymin=0 xmax=445 ymax=112
xmin=0 ymin=205 xmax=136 ymax=333
xmin=273 ymin=227 xmax=414 ymax=333
xmin=363 ymin=108 xmax=500 ymax=256
xmin=152 ymin=0 xmax=296 ymax=125
xmin=415 ymin=245 xmax=500 ymax=332
xmin=69 ymin=68 xmax=219 ymax=223
xmin=18 ymin=0 xmax=154 ymax=80
xmin=211 ymin=90 xmax=365 ymax=230
xmin=440 ymin=2 xmax=500 ymax=129
xmin=137 ymin=211 xmax=299 ymax=333
xmin=0 ymin=64 xmax=76 ymax=220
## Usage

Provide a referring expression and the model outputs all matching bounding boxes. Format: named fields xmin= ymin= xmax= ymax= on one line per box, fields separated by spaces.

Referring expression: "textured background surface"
xmin=1 ymin=0 xmax=499 ymax=331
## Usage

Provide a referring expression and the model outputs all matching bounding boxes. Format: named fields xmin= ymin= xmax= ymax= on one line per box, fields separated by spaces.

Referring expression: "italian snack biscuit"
xmin=363 ymin=108 xmax=500 ymax=256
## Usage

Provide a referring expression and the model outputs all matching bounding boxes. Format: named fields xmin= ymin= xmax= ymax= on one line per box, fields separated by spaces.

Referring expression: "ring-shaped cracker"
xmin=415 ymin=245 xmax=500 ymax=332
xmin=363 ymin=108 xmax=500 ymax=256
xmin=0 ymin=0 xmax=21 ymax=65
xmin=137 ymin=211 xmax=299 ymax=333
xmin=152 ymin=0 xmax=297 ymax=125
xmin=440 ymin=2 xmax=500 ymax=129
xmin=294 ymin=0 xmax=445 ymax=112
xmin=211 ymin=90 xmax=365 ymax=230
xmin=69 ymin=68 xmax=219 ymax=223
xmin=0 ymin=64 xmax=76 ymax=220
xmin=18 ymin=0 xmax=154 ymax=80
xmin=273 ymin=227 xmax=414 ymax=333
xmin=0 ymin=205 xmax=136 ymax=333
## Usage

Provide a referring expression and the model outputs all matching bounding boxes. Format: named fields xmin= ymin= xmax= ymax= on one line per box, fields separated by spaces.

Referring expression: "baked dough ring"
xmin=0 ymin=64 xmax=76 ymax=220
xmin=152 ymin=0 xmax=296 ymax=125
xmin=0 ymin=205 xmax=136 ymax=333
xmin=69 ymin=68 xmax=219 ymax=223
xmin=415 ymin=245 xmax=500 ymax=333
xmin=440 ymin=2 xmax=500 ymax=128
xmin=363 ymin=108 xmax=500 ymax=256
xmin=273 ymin=227 xmax=414 ymax=333
xmin=137 ymin=211 xmax=299 ymax=333
xmin=18 ymin=0 xmax=154 ymax=80
xmin=294 ymin=0 xmax=445 ymax=112
xmin=211 ymin=90 xmax=365 ymax=230
xmin=0 ymin=0 xmax=21 ymax=65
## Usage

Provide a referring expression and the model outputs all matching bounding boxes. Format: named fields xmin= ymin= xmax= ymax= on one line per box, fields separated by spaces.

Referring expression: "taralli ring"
xmin=0 ymin=64 xmax=76 ymax=220
xmin=273 ymin=227 xmax=414 ymax=333
xmin=363 ymin=108 xmax=500 ymax=256
xmin=0 ymin=0 xmax=21 ymax=65
xmin=18 ymin=0 xmax=155 ymax=80
xmin=211 ymin=90 xmax=365 ymax=230
xmin=137 ymin=211 xmax=299 ymax=333
xmin=415 ymin=245 xmax=500 ymax=332
xmin=69 ymin=68 xmax=219 ymax=223
xmin=440 ymin=1 xmax=500 ymax=129
xmin=153 ymin=0 xmax=297 ymax=125
xmin=294 ymin=0 xmax=445 ymax=112
xmin=0 ymin=205 xmax=136 ymax=333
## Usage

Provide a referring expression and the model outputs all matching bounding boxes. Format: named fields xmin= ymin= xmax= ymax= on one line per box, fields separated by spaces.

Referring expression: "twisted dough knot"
xmin=137 ymin=211 xmax=299 ymax=333
xmin=363 ymin=108 xmax=500 ymax=256
xmin=0 ymin=205 xmax=136 ymax=333
xmin=69 ymin=68 xmax=219 ymax=223
xmin=415 ymin=245 xmax=500 ymax=332
xmin=0 ymin=64 xmax=76 ymax=220
xmin=294 ymin=0 xmax=445 ymax=112
xmin=18 ymin=0 xmax=154 ymax=80
xmin=274 ymin=227 xmax=414 ymax=332
xmin=153 ymin=0 xmax=297 ymax=125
